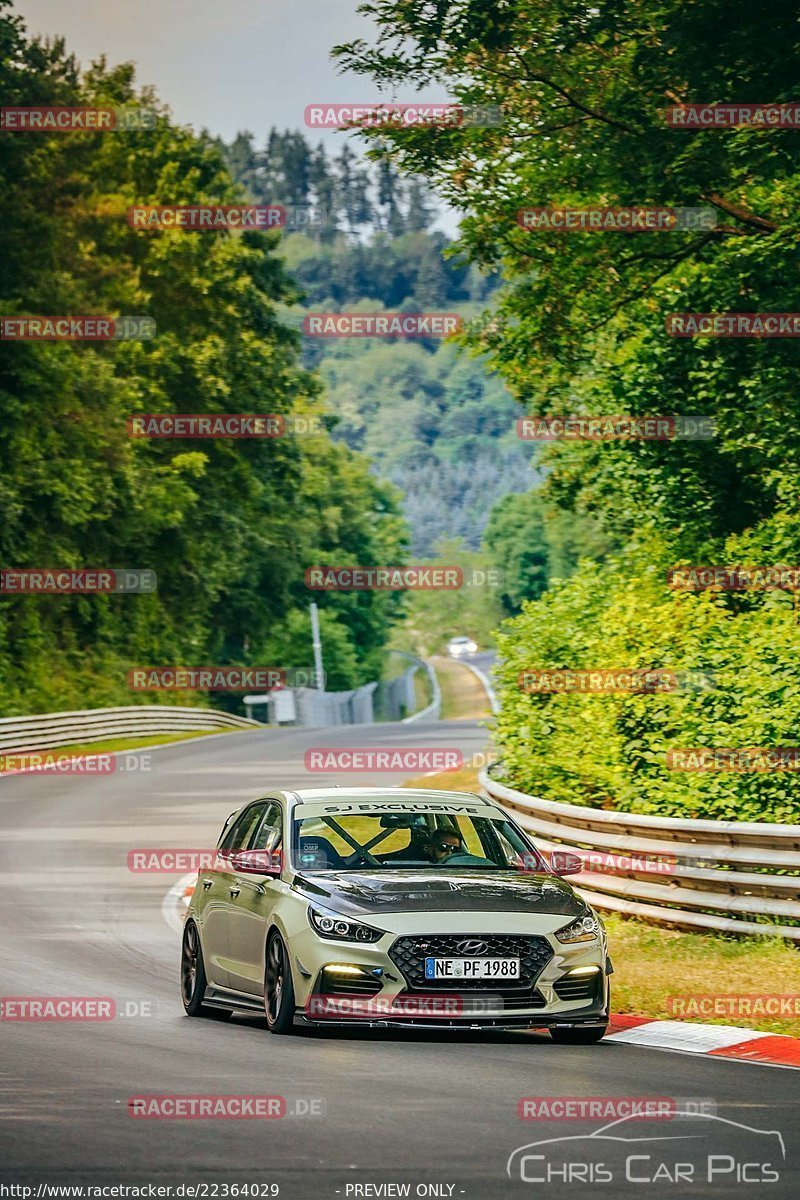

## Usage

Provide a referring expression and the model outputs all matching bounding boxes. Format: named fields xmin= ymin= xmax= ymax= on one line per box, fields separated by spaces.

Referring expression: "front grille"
xmin=553 ymin=973 xmax=601 ymax=1003
xmin=388 ymin=933 xmax=553 ymax=994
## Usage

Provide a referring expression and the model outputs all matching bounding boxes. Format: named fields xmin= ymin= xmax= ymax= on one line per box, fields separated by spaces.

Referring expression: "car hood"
xmin=291 ymin=869 xmax=586 ymax=918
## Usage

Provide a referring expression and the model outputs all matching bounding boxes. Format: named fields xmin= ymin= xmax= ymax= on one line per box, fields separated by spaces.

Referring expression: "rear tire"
xmin=550 ymin=1025 xmax=607 ymax=1044
xmin=264 ymin=931 xmax=296 ymax=1035
xmin=181 ymin=921 xmax=232 ymax=1020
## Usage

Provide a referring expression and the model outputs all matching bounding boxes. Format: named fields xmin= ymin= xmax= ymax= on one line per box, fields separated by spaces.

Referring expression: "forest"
xmin=334 ymin=0 xmax=800 ymax=820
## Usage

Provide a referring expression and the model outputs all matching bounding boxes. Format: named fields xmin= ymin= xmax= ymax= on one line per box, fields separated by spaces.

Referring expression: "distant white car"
xmin=448 ymin=636 xmax=478 ymax=658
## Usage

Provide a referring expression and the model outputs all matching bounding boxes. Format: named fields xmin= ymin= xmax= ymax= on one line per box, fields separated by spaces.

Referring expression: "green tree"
xmin=334 ymin=0 xmax=800 ymax=818
xmin=0 ymin=3 xmax=406 ymax=713
xmin=335 ymin=142 xmax=372 ymax=231
xmin=482 ymin=491 xmax=549 ymax=613
xmin=492 ymin=533 xmax=800 ymax=823
xmin=483 ymin=490 xmax=613 ymax=614
xmin=335 ymin=0 xmax=800 ymax=546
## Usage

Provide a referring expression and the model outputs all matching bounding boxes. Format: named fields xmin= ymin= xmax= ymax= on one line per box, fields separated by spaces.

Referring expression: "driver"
xmin=425 ymin=829 xmax=464 ymax=864
xmin=378 ymin=820 xmax=432 ymax=864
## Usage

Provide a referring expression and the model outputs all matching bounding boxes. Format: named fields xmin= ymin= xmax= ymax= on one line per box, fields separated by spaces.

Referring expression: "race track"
xmin=0 ymin=720 xmax=796 ymax=1197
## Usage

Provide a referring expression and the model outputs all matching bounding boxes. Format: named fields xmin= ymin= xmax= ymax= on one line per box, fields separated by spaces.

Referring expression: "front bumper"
xmin=288 ymin=914 xmax=609 ymax=1029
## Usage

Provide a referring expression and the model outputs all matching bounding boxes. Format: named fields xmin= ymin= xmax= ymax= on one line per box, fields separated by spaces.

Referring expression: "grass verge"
xmin=403 ymin=767 xmax=800 ymax=1037
xmin=431 ymin=656 xmax=491 ymax=720
xmin=604 ymin=914 xmax=799 ymax=1037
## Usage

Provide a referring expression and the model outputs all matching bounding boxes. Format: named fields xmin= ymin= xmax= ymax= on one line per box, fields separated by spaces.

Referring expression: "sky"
xmin=13 ymin=0 xmax=452 ymax=144
xmin=14 ymin=0 xmax=459 ymax=231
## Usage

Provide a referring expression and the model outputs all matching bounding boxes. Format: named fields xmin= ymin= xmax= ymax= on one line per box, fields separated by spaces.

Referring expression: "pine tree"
xmin=225 ymin=131 xmax=260 ymax=198
xmin=377 ymin=158 xmax=405 ymax=235
xmin=335 ymin=143 xmax=373 ymax=232
xmin=309 ymin=143 xmax=338 ymax=240
xmin=405 ymin=179 xmax=434 ymax=232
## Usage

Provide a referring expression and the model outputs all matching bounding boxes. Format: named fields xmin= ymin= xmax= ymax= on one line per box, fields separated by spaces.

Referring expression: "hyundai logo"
xmin=456 ymin=939 xmax=488 ymax=955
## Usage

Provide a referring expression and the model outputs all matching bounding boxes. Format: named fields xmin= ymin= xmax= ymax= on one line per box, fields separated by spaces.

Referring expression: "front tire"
xmin=181 ymin=921 xmax=231 ymax=1019
xmin=264 ymin=931 xmax=296 ymax=1034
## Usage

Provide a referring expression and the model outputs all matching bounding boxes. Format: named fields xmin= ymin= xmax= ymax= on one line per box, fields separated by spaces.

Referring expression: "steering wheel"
xmin=442 ymin=852 xmax=495 ymax=867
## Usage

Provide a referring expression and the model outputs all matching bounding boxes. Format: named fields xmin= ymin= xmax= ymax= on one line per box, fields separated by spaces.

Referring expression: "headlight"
xmin=555 ymin=913 xmax=601 ymax=944
xmin=308 ymin=905 xmax=384 ymax=943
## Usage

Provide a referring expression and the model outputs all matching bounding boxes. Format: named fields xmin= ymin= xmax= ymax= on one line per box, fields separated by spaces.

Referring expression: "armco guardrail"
xmin=402 ymin=660 xmax=441 ymax=723
xmin=293 ymin=682 xmax=378 ymax=728
xmin=0 ymin=705 xmax=259 ymax=754
xmin=479 ymin=769 xmax=800 ymax=941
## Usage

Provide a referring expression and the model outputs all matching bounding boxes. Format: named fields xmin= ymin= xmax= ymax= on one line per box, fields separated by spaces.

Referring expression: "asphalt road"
xmin=0 ymin=720 xmax=797 ymax=1198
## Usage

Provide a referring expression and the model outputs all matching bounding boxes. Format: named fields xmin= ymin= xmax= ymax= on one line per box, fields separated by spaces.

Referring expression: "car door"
xmin=226 ymin=800 xmax=284 ymax=995
xmin=198 ymin=802 xmax=267 ymax=988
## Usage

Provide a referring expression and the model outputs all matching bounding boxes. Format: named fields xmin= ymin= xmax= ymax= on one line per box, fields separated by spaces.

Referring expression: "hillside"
xmin=219 ymin=130 xmax=536 ymax=555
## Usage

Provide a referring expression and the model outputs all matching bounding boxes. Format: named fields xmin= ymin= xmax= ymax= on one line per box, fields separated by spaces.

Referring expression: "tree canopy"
xmin=0 ymin=1 xmax=406 ymax=713
xmin=335 ymin=0 xmax=800 ymax=818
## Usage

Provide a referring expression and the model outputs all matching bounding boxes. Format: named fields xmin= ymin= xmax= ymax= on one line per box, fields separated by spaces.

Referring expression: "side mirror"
xmin=549 ymin=850 xmax=584 ymax=877
xmin=230 ymin=849 xmax=282 ymax=877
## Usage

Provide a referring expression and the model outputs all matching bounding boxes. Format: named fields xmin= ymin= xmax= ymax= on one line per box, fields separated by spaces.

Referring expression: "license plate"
xmin=424 ymin=956 xmax=520 ymax=980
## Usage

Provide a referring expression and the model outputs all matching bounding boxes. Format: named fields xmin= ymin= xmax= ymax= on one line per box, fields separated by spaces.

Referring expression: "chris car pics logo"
xmin=507 ymin=1112 xmax=785 ymax=1185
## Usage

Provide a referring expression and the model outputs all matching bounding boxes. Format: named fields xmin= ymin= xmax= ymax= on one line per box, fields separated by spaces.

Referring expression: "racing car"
xmin=181 ymin=787 xmax=610 ymax=1039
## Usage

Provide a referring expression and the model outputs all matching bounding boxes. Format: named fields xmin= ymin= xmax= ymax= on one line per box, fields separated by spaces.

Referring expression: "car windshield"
xmin=291 ymin=810 xmax=549 ymax=873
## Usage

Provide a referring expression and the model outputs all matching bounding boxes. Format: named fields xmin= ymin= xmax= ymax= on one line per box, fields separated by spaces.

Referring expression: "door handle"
xmin=202 ymin=879 xmax=213 ymax=890
xmin=229 ymin=886 xmax=241 ymax=898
